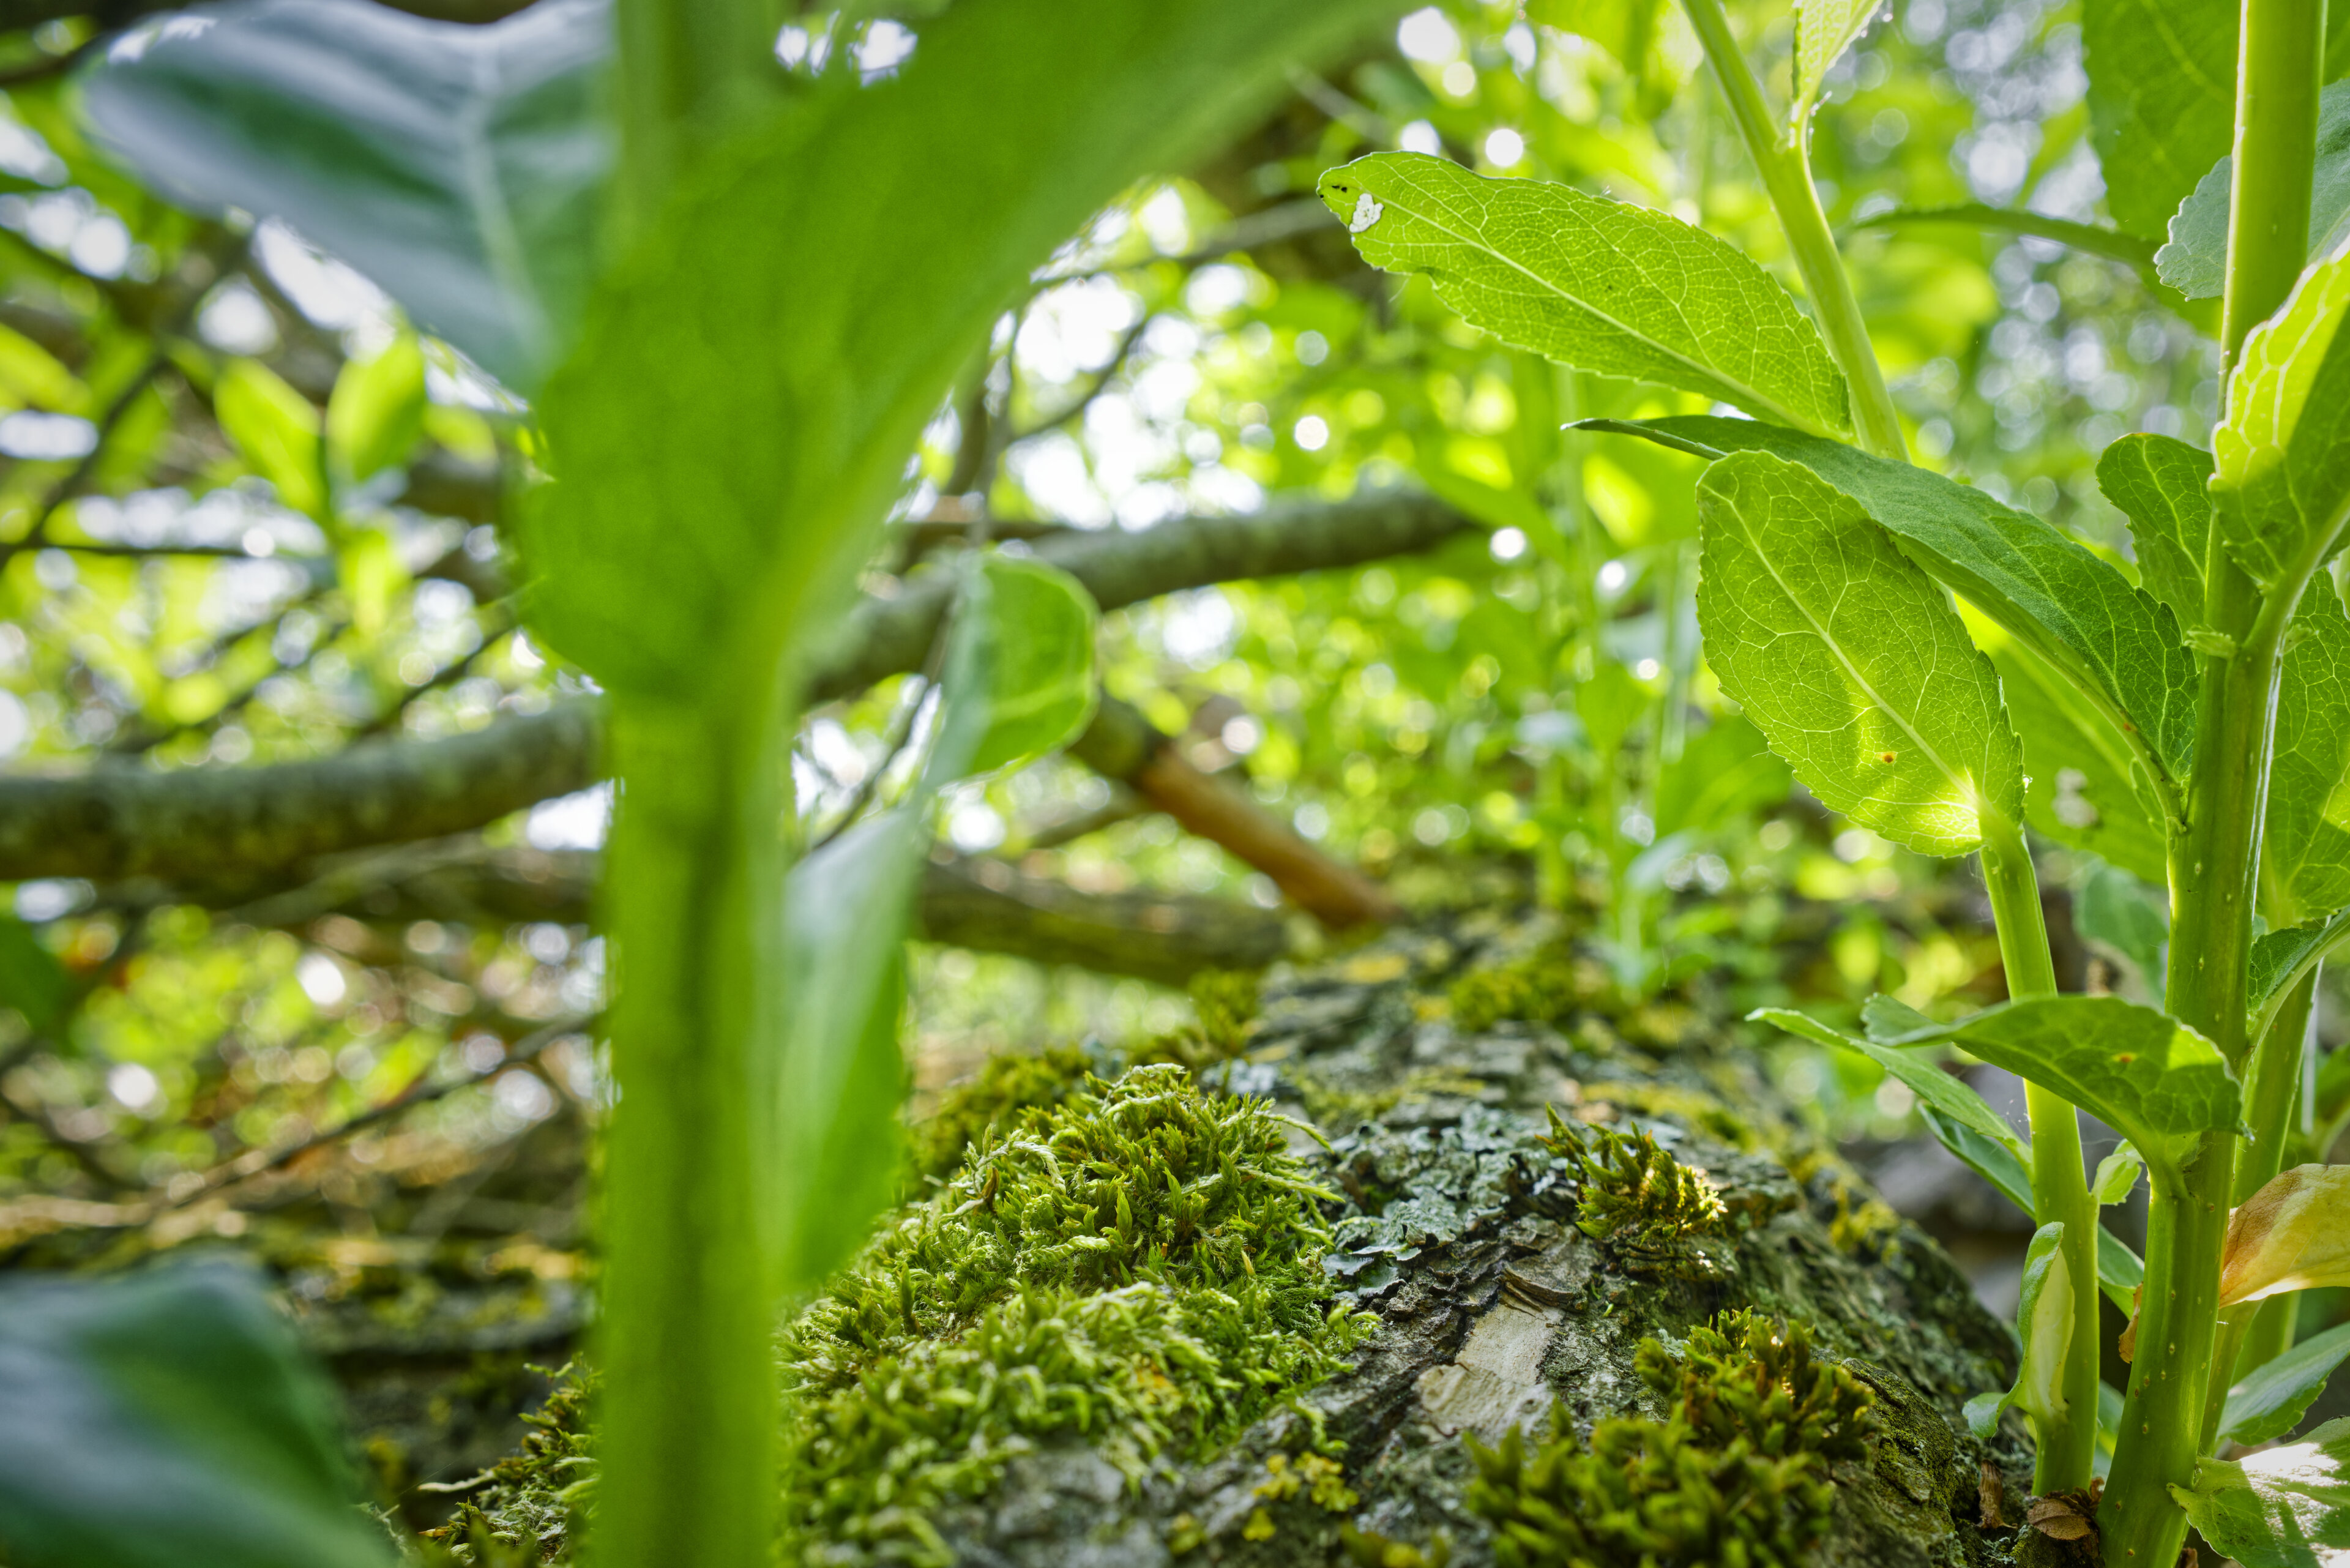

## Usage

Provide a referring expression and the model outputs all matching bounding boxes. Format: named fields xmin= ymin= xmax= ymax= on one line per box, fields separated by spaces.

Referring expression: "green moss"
xmin=779 ymin=1064 xmax=1375 ymax=1563
xmin=1545 ymin=1110 xmax=1728 ymax=1273
xmin=1447 ymin=943 xmax=1605 ymax=1032
xmin=417 ymin=1363 xmax=597 ymax=1562
xmin=907 ymin=1042 xmax=1092 ymax=1181
xmin=1465 ymin=1312 xmax=1878 ymax=1568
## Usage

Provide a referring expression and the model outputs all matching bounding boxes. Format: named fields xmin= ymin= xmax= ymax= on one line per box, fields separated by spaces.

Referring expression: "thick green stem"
xmin=2105 ymin=1 xmax=2321 ymax=1555
xmin=1676 ymin=0 xmax=1907 ymax=462
xmin=596 ymin=695 xmax=782 ymax=1568
xmin=1981 ymin=810 xmax=2100 ymax=1493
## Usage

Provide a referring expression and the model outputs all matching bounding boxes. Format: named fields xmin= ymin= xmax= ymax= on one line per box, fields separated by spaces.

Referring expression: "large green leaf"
xmin=0 ymin=1261 xmax=392 ymax=1568
xmin=531 ymin=2 xmax=1396 ymax=700
xmin=2266 ymin=576 xmax=2350 ymax=924
xmin=1588 ymin=416 xmax=2198 ymax=807
xmin=1863 ymin=995 xmax=2240 ymax=1178
xmin=1761 ymin=1002 xmax=2146 ymax=1312
xmin=1793 ymin=0 xmax=1888 ymax=119
xmin=2081 ymin=0 xmax=2237 ymax=241
xmin=81 ymin=0 xmax=611 ymax=393
xmin=2156 ymin=81 xmax=2350 ymax=301
xmin=1695 ymin=450 xmax=2023 ymax=856
xmin=1313 ymin=153 xmax=1852 ymax=439
xmin=2222 ymin=1322 xmax=2350 ymax=1447
xmin=774 ymin=555 xmax=1098 ymax=1289
xmin=2212 ymin=244 xmax=2350 ymax=600
xmin=2096 ymin=433 xmax=2212 ymax=637
xmin=2075 ymin=856 xmax=2172 ymax=998
xmin=2174 ymin=1416 xmax=2350 ymax=1568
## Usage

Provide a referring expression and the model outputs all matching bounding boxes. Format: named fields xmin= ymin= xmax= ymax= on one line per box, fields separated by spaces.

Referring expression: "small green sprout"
xmin=1545 ymin=1110 xmax=1728 ymax=1271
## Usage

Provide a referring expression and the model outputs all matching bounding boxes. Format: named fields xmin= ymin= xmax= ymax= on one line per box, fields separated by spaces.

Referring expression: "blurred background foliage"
xmin=0 ymin=0 xmax=2345 ymax=1521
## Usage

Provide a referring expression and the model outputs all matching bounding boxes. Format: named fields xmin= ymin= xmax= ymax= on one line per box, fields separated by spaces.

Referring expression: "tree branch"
xmin=0 ymin=493 xmax=1471 ymax=887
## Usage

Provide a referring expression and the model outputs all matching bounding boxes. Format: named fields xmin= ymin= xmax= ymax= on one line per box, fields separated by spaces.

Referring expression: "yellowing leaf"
xmin=1315 ymin=153 xmax=1852 ymax=439
xmin=2220 ymin=1164 xmax=2350 ymax=1309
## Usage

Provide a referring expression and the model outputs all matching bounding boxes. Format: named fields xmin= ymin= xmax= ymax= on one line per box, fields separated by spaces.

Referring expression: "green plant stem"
xmin=596 ymin=695 xmax=781 ymax=1568
xmin=2198 ymin=970 xmax=2318 ymax=1442
xmin=1676 ymin=0 xmax=1906 ymax=463
xmin=2105 ymin=1 xmax=2321 ymax=1555
xmin=1980 ymin=809 xmax=2098 ymax=1493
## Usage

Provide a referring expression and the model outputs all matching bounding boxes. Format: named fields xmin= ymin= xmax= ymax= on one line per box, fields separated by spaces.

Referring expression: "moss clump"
xmin=907 ymin=1042 xmax=1092 ymax=1180
xmin=1466 ymin=1312 xmax=1876 ymax=1568
xmin=417 ymin=1363 xmax=597 ymax=1562
xmin=780 ymin=1064 xmax=1374 ymax=1563
xmin=1448 ymin=943 xmax=1606 ymax=1032
xmin=1546 ymin=1111 xmax=1727 ymax=1273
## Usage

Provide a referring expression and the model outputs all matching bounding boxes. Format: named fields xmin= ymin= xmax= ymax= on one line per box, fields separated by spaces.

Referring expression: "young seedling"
xmin=1326 ymin=0 xmax=2350 ymax=1559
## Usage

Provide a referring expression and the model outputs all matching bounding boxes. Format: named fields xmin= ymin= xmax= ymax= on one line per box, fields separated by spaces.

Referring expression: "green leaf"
xmin=2076 ymin=857 xmax=2171 ymax=998
xmin=1864 ymin=995 xmax=2241 ymax=1178
xmin=0 ymin=916 xmax=70 ymax=1037
xmin=2095 ymin=433 xmax=2211 ymax=637
xmin=2082 ymin=0 xmax=2238 ymax=241
xmin=1314 ymin=152 xmax=1852 ymax=439
xmin=1794 ymin=0 xmax=1887 ymax=118
xmin=1753 ymin=1004 xmax=2025 ymax=1160
xmin=1695 ymin=450 xmax=2023 ymax=855
xmin=2222 ymin=1322 xmax=2350 ymax=1447
xmin=1962 ymin=605 xmax=2170 ymax=884
xmin=2173 ymin=1415 xmax=2350 ymax=1568
xmin=1965 ymin=1223 xmax=2076 ymax=1441
xmin=1587 ymin=416 xmax=2198 ymax=807
xmin=214 ymin=359 xmax=323 ymax=522
xmin=2211 ymin=243 xmax=2350 ymax=599
xmin=1524 ymin=0 xmax=1665 ymax=76
xmin=83 ymin=0 xmax=611 ymax=392
xmin=2250 ymin=911 xmax=2350 ymax=1048
xmin=326 ymin=334 xmax=427 ymax=487
xmin=0 ymin=1260 xmax=392 ymax=1568
xmin=2092 ymin=1143 xmax=2144 ymax=1204
xmin=1652 ymin=713 xmax=1792 ymax=838
xmin=2155 ymin=81 xmax=2350 ymax=300
xmin=1761 ymin=1005 xmax=2149 ymax=1312
xmin=2266 ymin=577 xmax=2350 ymax=924
xmin=531 ymin=0 xmax=1397 ymax=700
xmin=958 ymin=556 xmax=1100 ymax=778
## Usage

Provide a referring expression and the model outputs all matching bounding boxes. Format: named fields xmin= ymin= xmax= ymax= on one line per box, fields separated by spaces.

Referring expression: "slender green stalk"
xmin=2105 ymin=1 xmax=2321 ymax=1555
xmin=1981 ymin=809 xmax=2100 ymax=1493
xmin=597 ymin=693 xmax=784 ymax=1568
xmin=1676 ymin=0 xmax=1907 ymax=462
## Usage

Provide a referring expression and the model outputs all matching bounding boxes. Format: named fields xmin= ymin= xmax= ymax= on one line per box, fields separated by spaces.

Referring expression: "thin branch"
xmin=1845 ymin=204 xmax=2160 ymax=271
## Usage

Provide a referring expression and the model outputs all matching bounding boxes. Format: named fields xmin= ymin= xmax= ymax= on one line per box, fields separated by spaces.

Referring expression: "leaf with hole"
xmin=1314 ymin=152 xmax=1851 ymax=439
xmin=1695 ymin=450 xmax=2022 ymax=855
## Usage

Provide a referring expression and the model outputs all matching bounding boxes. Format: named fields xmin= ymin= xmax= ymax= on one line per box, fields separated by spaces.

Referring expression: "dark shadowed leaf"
xmin=2156 ymin=82 xmax=2350 ymax=299
xmin=81 ymin=0 xmax=611 ymax=393
xmin=2222 ymin=1323 xmax=2350 ymax=1448
xmin=0 ymin=1260 xmax=391 ymax=1568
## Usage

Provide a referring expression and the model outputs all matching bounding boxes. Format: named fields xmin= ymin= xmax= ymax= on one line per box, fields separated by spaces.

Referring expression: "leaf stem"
xmin=1980 ymin=808 xmax=2099 ymax=1493
xmin=1676 ymin=0 xmax=1906 ymax=462
xmin=2104 ymin=0 xmax=2322 ymax=1556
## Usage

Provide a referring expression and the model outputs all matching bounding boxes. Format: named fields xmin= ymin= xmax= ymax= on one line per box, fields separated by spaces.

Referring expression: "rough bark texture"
xmin=890 ymin=909 xmax=2028 ymax=1567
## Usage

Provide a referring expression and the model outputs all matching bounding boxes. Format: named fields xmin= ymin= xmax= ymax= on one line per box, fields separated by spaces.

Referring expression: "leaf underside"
xmin=2210 ymin=244 xmax=2350 ymax=599
xmin=2157 ymin=80 xmax=2350 ymax=299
